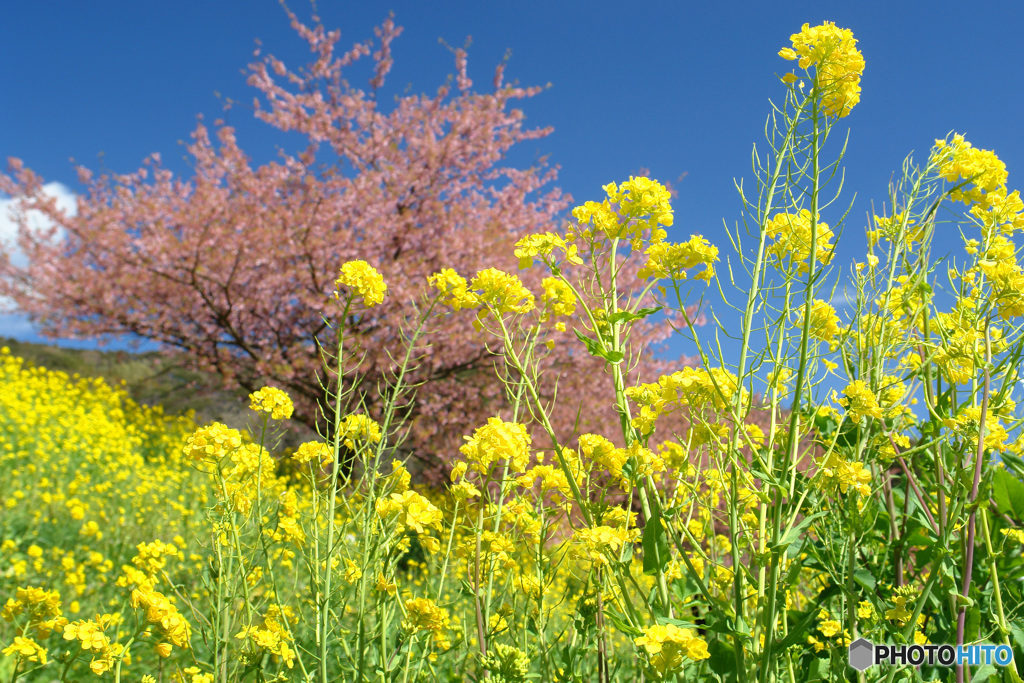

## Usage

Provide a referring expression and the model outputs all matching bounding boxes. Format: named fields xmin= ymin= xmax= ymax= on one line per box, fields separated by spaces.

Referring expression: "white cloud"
xmin=0 ymin=181 xmax=76 ymax=269
xmin=829 ymin=289 xmax=856 ymax=310
xmin=0 ymin=181 xmax=77 ymax=318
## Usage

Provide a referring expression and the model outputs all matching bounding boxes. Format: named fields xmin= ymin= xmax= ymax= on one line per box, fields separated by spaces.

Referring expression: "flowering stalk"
xmin=955 ymin=320 xmax=990 ymax=683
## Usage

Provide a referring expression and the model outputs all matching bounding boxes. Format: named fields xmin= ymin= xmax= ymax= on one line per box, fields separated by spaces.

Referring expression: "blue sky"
xmin=2 ymin=0 xmax=1023 ymax=365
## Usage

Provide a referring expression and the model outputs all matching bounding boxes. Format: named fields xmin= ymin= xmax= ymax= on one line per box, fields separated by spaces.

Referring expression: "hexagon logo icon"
xmin=848 ymin=638 xmax=874 ymax=671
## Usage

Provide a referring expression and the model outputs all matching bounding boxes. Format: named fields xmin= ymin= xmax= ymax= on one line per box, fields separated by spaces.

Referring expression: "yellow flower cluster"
xmin=130 ymin=587 xmax=192 ymax=652
xmin=766 ymin=210 xmax=835 ymax=275
xmin=605 ymin=177 xmax=675 ymax=228
xmin=340 ymin=413 xmax=383 ymax=451
xmin=470 ymin=268 xmax=535 ymax=317
xmin=971 ymin=187 xmax=1024 ymax=236
xmin=459 ymin=417 xmax=532 ymax=474
xmin=799 ymin=299 xmax=842 ymax=350
xmin=540 ymin=277 xmax=577 ymax=323
xmin=427 ymin=268 xmax=475 ymax=310
xmin=875 ymin=275 xmax=930 ymax=327
xmin=217 ymin=442 xmax=285 ymax=515
xmin=626 ymin=367 xmax=744 ymax=435
xmin=514 ymin=232 xmax=583 ymax=270
xmin=2 ymin=636 xmax=48 ymax=665
xmin=503 ymin=498 xmax=543 ymax=543
xmin=572 ymin=525 xmax=637 ymax=567
xmin=656 ymin=441 xmax=697 ymax=473
xmin=948 ymin=406 xmax=1009 ymax=453
xmin=376 ymin=490 xmax=443 ymax=534
xmin=578 ymin=433 xmax=620 ymax=475
xmin=815 ymin=608 xmax=849 ymax=645
xmin=571 ymin=199 xmax=626 ymax=240
xmin=884 ymin=595 xmax=914 ymax=625
xmin=457 ymin=530 xmax=518 ymax=570
xmin=530 ymin=464 xmax=573 ymax=498
xmin=571 ymin=177 xmax=672 ymax=249
xmin=932 ymin=136 xmax=1024 ymax=317
xmin=235 ymin=605 xmax=297 ymax=668
xmin=335 ymin=259 xmax=388 ymax=307
xmin=867 ymin=211 xmax=925 ymax=249
xmin=816 ymin=452 xmax=872 ymax=497
xmin=385 ymin=459 xmax=412 ymax=493
xmin=979 ymin=235 xmax=1024 ymax=320
xmin=292 ymin=440 xmax=334 ymax=468
xmin=182 ymin=422 xmax=243 ymax=462
xmin=449 ymin=468 xmax=482 ymax=501
xmin=248 ymin=386 xmax=294 ymax=420
xmin=932 ymin=302 xmax=1005 ymax=383
xmin=270 ymin=489 xmax=305 ymax=546
xmin=130 ymin=540 xmax=180 ymax=578
xmin=933 ymin=134 xmax=1009 ymax=207
xmin=634 ymin=623 xmax=710 ymax=678
xmin=834 ymin=380 xmax=882 ymax=422
xmin=637 ymin=235 xmax=719 ymax=282
xmin=63 ymin=614 xmax=126 ymax=674
xmin=779 ymin=22 xmax=864 ymax=118
xmin=1001 ymin=528 xmax=1024 ymax=544
xmin=402 ymin=597 xmax=451 ymax=648
xmin=578 ymin=435 xmax=664 ymax=491
xmin=178 ymin=667 xmax=214 ymax=683
xmin=429 ymin=268 xmax=535 ymax=319
xmin=2 ymin=586 xmax=66 ymax=642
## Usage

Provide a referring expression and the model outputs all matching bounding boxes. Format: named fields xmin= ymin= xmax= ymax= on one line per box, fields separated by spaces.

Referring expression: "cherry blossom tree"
xmin=0 ymin=11 xmax=691 ymax=477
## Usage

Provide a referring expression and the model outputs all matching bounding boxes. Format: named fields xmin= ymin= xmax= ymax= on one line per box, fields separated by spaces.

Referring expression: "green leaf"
xmin=748 ymin=469 xmax=781 ymax=487
xmin=774 ymin=512 xmax=827 ymax=554
xmin=607 ymin=307 xmax=663 ymax=325
xmin=707 ymin=637 xmax=737 ymax=680
xmin=642 ymin=510 xmax=671 ymax=576
xmin=605 ymin=611 xmax=642 ymax=637
xmin=971 ymin=664 xmax=999 ymax=683
xmin=950 ymin=591 xmax=974 ymax=608
xmin=993 ymin=469 xmax=1024 ymax=521
xmin=656 ymin=616 xmax=700 ymax=627
xmin=572 ymin=329 xmax=624 ymax=364
xmin=966 ymin=602 xmax=981 ymax=642
xmin=805 ymin=655 xmax=830 ymax=682
xmin=903 ymin=523 xmax=932 ymax=550
xmin=852 ymin=569 xmax=876 ymax=592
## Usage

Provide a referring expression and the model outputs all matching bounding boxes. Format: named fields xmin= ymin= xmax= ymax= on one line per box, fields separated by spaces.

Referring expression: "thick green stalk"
xmin=735 ymin=86 xmax=805 ymax=683
xmin=321 ymin=318 xmax=347 ymax=683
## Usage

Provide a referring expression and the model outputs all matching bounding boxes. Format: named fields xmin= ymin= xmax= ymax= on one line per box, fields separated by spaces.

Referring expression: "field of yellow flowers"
xmin=5 ymin=21 xmax=1024 ymax=683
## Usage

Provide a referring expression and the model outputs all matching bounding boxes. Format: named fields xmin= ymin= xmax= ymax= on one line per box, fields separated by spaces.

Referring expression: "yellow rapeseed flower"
xmin=292 ymin=441 xmax=333 ymax=468
xmin=335 ymin=260 xmax=387 ymax=307
xmin=638 ymin=235 xmax=719 ymax=282
xmin=514 ymin=232 xmax=583 ymax=270
xmin=459 ymin=417 xmax=532 ymax=474
xmin=183 ymin=422 xmax=243 ymax=462
xmin=634 ymin=623 xmax=710 ymax=678
xmin=834 ymin=380 xmax=882 ymax=421
xmin=469 ymin=268 xmax=535 ymax=317
xmin=248 ymin=387 xmax=294 ymax=420
xmin=2 ymin=636 xmax=47 ymax=664
xmin=779 ymin=22 xmax=864 ymax=118
xmin=428 ymin=268 xmax=478 ymax=310
xmin=766 ymin=210 xmax=835 ymax=274
xmin=339 ymin=414 xmax=383 ymax=451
